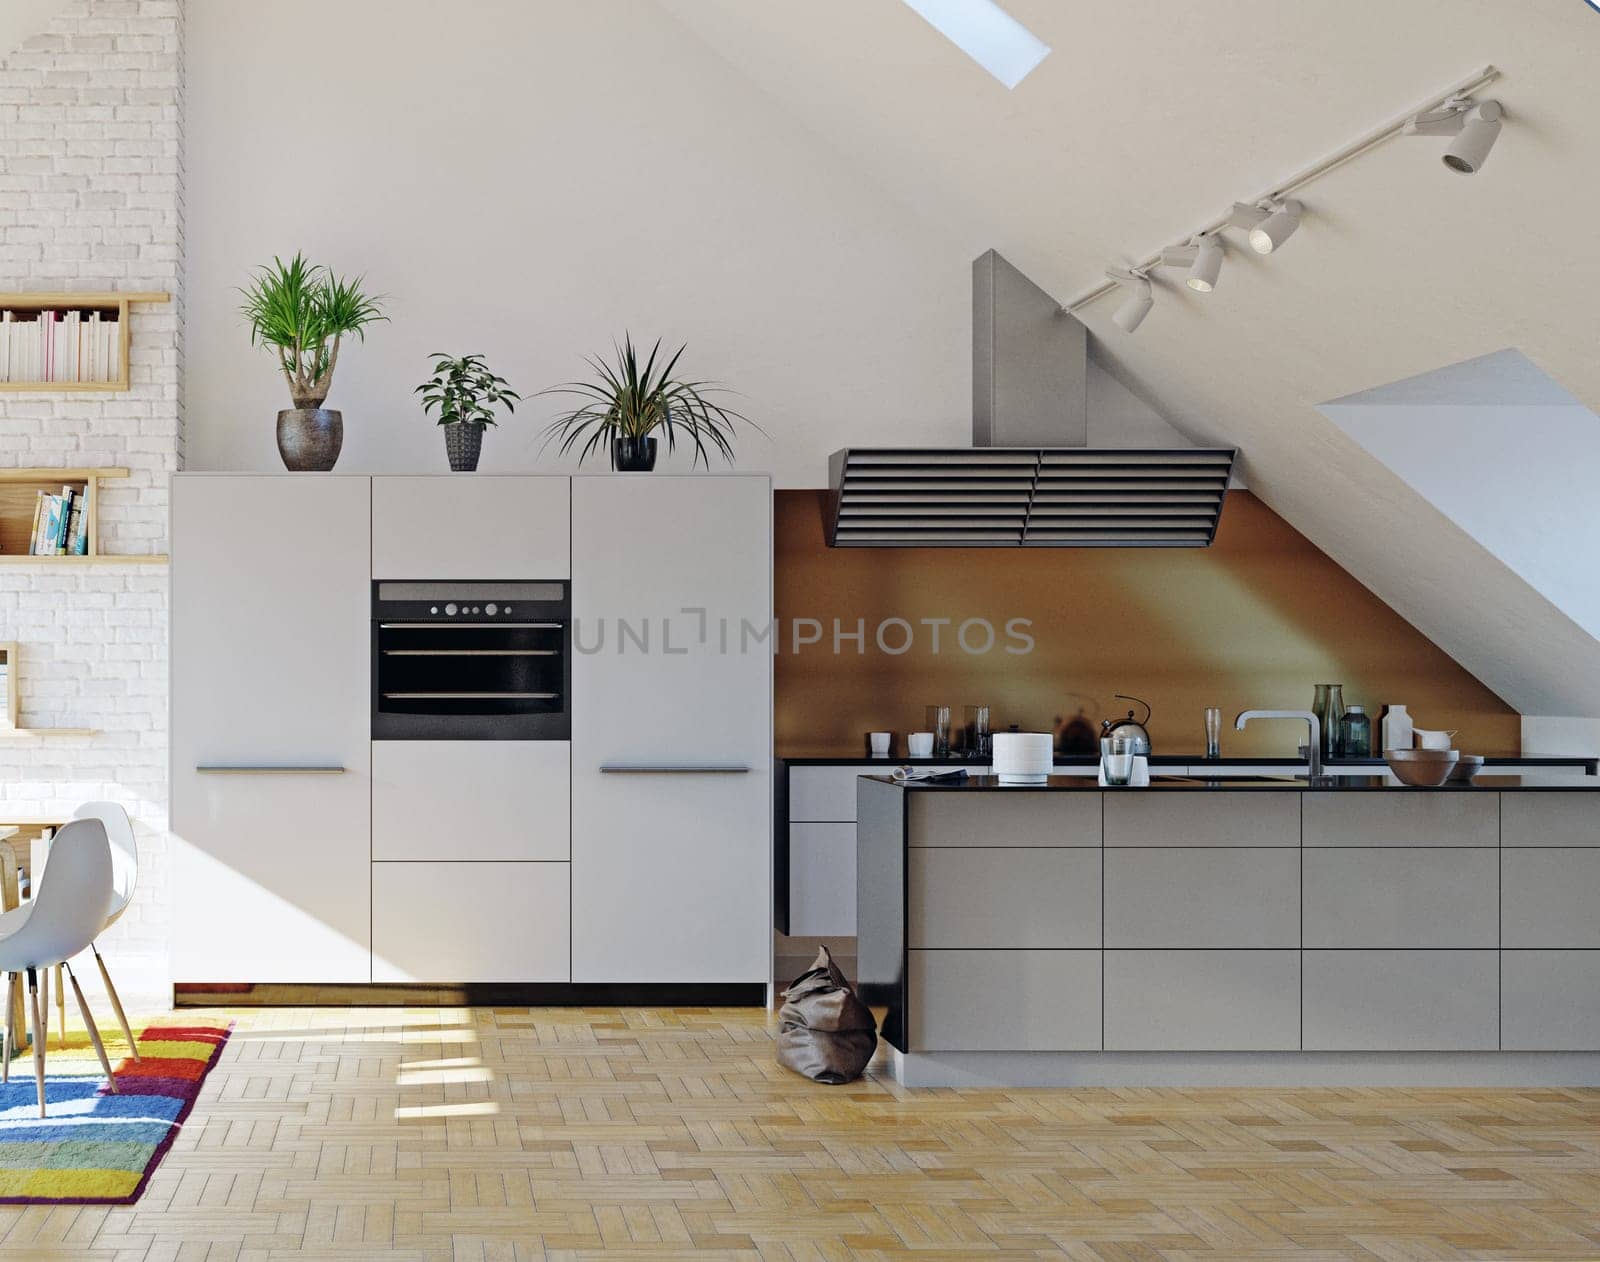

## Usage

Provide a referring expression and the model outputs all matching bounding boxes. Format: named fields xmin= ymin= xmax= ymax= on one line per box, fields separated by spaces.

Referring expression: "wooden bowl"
xmin=1385 ymin=748 xmax=1459 ymax=786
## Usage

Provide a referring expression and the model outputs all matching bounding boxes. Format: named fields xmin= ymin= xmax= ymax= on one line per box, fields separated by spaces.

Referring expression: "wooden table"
xmin=0 ymin=819 xmax=70 ymax=1049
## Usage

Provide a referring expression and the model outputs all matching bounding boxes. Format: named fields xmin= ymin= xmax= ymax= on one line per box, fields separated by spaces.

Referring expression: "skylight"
xmin=901 ymin=0 xmax=1051 ymax=89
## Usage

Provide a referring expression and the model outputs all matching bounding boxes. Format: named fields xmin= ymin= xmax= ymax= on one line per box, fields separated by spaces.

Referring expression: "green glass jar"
xmin=1339 ymin=704 xmax=1372 ymax=759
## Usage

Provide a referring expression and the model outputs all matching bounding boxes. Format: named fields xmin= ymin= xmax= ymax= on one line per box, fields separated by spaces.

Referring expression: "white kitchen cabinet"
xmin=373 ymin=740 xmax=570 ymax=861
xmin=371 ymin=475 xmax=570 ymax=579
xmin=372 ymin=862 xmax=569 ymax=982
xmin=788 ymin=822 xmax=856 ymax=937
xmin=171 ymin=475 xmax=373 ymax=983
xmin=570 ymin=475 xmax=772 ymax=985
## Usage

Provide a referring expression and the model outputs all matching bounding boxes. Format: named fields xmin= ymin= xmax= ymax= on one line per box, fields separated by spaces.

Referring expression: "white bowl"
xmin=1414 ymin=727 xmax=1457 ymax=751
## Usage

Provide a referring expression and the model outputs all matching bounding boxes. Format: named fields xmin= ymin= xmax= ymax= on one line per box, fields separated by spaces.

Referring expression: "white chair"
xmin=0 ymin=817 xmax=117 ymax=1117
xmin=69 ymin=801 xmax=142 ymax=1060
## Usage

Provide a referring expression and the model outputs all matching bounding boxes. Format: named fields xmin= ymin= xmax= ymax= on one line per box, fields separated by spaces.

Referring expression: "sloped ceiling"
xmin=657 ymin=0 xmax=1600 ymax=717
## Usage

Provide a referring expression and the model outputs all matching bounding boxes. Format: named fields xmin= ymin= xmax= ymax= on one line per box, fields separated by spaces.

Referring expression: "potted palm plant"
xmin=540 ymin=334 xmax=756 ymax=471
xmin=240 ymin=253 xmax=387 ymax=471
xmin=416 ymin=353 xmax=521 ymax=471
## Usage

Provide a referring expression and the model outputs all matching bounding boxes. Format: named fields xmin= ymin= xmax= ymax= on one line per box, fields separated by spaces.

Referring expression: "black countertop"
xmin=783 ymin=753 xmax=1599 ymax=773
xmin=863 ymin=773 xmax=1600 ymax=792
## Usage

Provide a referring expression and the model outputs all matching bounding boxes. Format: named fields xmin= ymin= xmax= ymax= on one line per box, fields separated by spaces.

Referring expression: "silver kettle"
xmin=1100 ymin=694 xmax=1152 ymax=757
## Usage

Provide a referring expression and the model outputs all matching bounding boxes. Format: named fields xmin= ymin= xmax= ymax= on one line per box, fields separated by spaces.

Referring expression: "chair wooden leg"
xmin=8 ymin=971 xmax=24 ymax=1057
xmin=37 ymin=964 xmax=49 ymax=1052
xmin=93 ymin=945 xmax=139 ymax=1061
xmin=2 ymin=972 xmax=14 ymax=1084
xmin=66 ymin=965 xmax=117 ymax=1093
xmin=27 ymin=968 xmax=46 ymax=1118
xmin=54 ymin=963 xmax=65 ymax=1044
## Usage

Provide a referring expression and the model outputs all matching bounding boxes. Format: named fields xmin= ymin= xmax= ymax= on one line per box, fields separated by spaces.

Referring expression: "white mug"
xmin=907 ymin=731 xmax=934 ymax=758
xmin=868 ymin=731 xmax=891 ymax=757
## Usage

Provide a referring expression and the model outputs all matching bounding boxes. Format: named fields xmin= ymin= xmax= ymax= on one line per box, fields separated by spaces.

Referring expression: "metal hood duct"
xmin=826 ymin=251 xmax=1236 ymax=547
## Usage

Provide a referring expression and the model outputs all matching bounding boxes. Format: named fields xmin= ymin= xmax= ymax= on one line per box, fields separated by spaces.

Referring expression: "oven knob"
xmin=471 ymin=606 xmax=481 ymax=614
xmin=445 ymin=603 xmax=457 ymax=616
xmin=503 ymin=606 xmax=513 ymax=614
xmin=430 ymin=606 xmax=438 ymax=614
xmin=485 ymin=603 xmax=498 ymax=616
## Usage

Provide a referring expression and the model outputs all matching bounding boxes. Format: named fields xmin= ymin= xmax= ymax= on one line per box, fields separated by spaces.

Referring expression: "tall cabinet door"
xmin=571 ymin=475 xmax=772 ymax=984
xmin=171 ymin=475 xmax=373 ymax=982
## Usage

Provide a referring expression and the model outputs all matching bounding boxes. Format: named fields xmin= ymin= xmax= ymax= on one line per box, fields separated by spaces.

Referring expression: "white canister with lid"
xmin=991 ymin=731 xmax=1053 ymax=783
xmin=1381 ymin=704 xmax=1414 ymax=752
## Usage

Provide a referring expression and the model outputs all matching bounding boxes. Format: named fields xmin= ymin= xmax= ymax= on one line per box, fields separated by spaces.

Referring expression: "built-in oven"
xmin=372 ymin=581 xmax=571 ymax=740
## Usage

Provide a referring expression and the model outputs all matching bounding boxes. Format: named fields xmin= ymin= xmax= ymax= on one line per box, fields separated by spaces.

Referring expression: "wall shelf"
xmin=0 ymin=467 xmax=166 ymax=562
xmin=0 ymin=292 xmax=170 ymax=393
xmin=0 ymin=643 xmax=97 ymax=737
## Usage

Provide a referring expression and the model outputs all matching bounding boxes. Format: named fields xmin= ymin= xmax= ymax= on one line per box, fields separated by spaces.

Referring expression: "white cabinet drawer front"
xmin=789 ymin=767 xmax=868 ymax=822
xmin=909 ymin=848 xmax=1100 ymax=949
xmin=1502 ymin=793 xmax=1600 ymax=847
xmin=1503 ymin=951 xmax=1600 ymax=1050
xmin=908 ymin=950 xmax=1101 ymax=1051
xmin=373 ymin=741 xmax=570 ymax=861
xmin=372 ymin=475 xmax=570 ymax=579
xmin=1105 ymin=950 xmax=1300 ymax=1051
xmin=1303 ymin=792 xmax=1497 ymax=847
xmin=910 ymin=791 xmax=1100 ymax=848
xmin=1104 ymin=792 xmax=1298 ymax=847
xmin=1104 ymin=849 xmax=1299 ymax=948
xmin=1303 ymin=950 xmax=1498 ymax=1051
xmin=788 ymin=822 xmax=856 ymax=937
xmin=372 ymin=862 xmax=570 ymax=983
xmin=1502 ymin=850 xmax=1600 ymax=947
xmin=1302 ymin=849 xmax=1497 ymax=948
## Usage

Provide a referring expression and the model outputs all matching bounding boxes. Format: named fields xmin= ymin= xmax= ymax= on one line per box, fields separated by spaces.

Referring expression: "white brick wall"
xmin=0 ymin=0 xmax=182 ymax=1007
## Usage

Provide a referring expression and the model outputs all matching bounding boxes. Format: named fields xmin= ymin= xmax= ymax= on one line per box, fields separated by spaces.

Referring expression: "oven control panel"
xmin=373 ymin=580 xmax=567 ymax=622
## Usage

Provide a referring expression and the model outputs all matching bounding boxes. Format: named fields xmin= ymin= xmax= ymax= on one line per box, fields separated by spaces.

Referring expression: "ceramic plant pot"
xmin=444 ymin=422 xmax=485 ymax=472
xmin=611 ymin=436 xmax=657 ymax=472
xmin=276 ymin=408 xmax=342 ymax=471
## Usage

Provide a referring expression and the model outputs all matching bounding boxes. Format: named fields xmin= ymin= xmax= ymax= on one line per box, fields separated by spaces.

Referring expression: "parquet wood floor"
xmin=4 ymin=1005 xmax=1600 ymax=1260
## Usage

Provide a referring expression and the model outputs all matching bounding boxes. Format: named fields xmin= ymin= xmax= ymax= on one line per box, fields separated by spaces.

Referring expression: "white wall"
xmin=0 ymin=0 xmax=183 ymax=1006
xmin=184 ymin=0 xmax=971 ymax=487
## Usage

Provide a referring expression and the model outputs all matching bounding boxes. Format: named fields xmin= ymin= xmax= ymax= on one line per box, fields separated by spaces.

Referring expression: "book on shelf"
xmin=23 ymin=485 xmax=86 ymax=556
xmin=0 ymin=306 xmax=119 ymax=384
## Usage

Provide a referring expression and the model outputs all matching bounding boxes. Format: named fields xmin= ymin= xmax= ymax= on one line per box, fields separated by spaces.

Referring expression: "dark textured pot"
xmin=276 ymin=408 xmax=342 ymax=471
xmin=612 ymin=436 xmax=657 ymax=472
xmin=444 ymin=422 xmax=485 ymax=472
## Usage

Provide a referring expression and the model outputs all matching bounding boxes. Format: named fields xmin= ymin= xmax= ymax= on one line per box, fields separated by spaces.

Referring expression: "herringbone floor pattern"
xmin=3 ymin=1005 xmax=1599 ymax=1260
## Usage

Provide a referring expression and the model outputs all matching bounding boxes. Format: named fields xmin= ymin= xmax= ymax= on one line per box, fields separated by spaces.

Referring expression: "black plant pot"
xmin=276 ymin=408 xmax=342 ymax=471
xmin=612 ymin=436 xmax=657 ymax=472
xmin=444 ymin=422 xmax=485 ymax=472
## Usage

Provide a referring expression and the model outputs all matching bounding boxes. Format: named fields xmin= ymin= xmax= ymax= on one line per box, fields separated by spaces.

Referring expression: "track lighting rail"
xmin=1066 ymin=63 xmax=1501 ymax=313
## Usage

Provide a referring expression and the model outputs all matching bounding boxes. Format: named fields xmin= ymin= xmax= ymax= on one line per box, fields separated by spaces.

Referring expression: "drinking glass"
xmin=1204 ymin=707 xmax=1222 ymax=760
xmin=963 ymin=705 xmax=992 ymax=758
xmin=1104 ymin=733 xmax=1137 ymax=786
xmin=925 ymin=705 xmax=952 ymax=758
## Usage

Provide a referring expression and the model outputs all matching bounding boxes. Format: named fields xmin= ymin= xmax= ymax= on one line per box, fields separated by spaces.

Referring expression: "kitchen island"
xmin=858 ymin=774 xmax=1600 ymax=1086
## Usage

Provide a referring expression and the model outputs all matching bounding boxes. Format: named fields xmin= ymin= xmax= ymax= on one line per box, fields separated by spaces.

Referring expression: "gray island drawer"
xmin=909 ymin=848 xmax=1100 ymax=948
xmin=1303 ymin=849 xmax=1498 ymax=948
xmin=1104 ymin=950 xmax=1300 ymax=1050
xmin=1503 ymin=951 xmax=1600 ymax=1049
xmin=1303 ymin=792 xmax=1497 ymax=847
xmin=1104 ymin=848 xmax=1298 ymax=948
xmin=910 ymin=791 xmax=1099 ymax=847
xmin=1104 ymin=792 xmax=1298 ymax=847
xmin=1303 ymin=950 xmax=1498 ymax=1050
xmin=909 ymin=949 xmax=1101 ymax=1050
xmin=1502 ymin=849 xmax=1600 ymax=947
xmin=1502 ymin=793 xmax=1600 ymax=846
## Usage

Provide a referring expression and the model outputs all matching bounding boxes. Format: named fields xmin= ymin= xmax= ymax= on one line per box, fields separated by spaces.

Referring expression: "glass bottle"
xmin=1311 ymin=683 xmax=1345 ymax=759
xmin=1339 ymin=704 xmax=1372 ymax=759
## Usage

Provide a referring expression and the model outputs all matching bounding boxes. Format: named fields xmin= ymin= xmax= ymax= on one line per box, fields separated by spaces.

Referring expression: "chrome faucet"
xmin=1235 ymin=709 xmax=1324 ymax=779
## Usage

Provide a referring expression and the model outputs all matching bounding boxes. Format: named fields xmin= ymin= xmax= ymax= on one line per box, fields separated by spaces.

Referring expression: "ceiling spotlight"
xmin=1247 ymin=199 xmax=1302 ymax=254
xmin=1182 ymin=235 xmax=1224 ymax=292
xmin=1105 ymin=268 xmax=1152 ymax=333
xmin=1405 ymin=96 xmax=1504 ymax=175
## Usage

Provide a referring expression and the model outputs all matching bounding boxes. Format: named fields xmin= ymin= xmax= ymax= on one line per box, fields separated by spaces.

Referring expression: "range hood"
xmin=826 ymin=251 xmax=1236 ymax=547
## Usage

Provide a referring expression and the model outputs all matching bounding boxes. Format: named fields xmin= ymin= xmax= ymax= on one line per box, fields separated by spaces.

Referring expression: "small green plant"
xmin=416 ymin=353 xmax=521 ymax=427
xmin=239 ymin=252 xmax=387 ymax=408
xmin=539 ymin=334 xmax=758 ymax=467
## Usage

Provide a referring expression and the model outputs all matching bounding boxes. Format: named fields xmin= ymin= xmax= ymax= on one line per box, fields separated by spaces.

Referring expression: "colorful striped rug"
xmin=0 ymin=1018 xmax=230 ymax=1204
